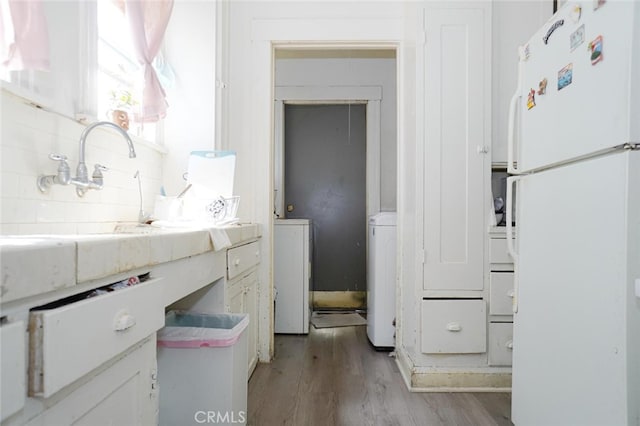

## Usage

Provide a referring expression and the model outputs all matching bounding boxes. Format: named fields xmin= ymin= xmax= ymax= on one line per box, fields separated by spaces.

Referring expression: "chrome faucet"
xmin=38 ymin=121 xmax=137 ymax=197
xmin=74 ymin=121 xmax=136 ymax=196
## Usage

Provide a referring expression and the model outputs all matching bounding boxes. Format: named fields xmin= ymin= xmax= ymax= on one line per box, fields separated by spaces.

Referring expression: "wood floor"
xmin=248 ymin=325 xmax=513 ymax=426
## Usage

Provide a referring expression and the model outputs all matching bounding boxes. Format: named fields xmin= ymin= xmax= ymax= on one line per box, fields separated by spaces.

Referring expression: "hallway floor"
xmin=247 ymin=325 xmax=513 ymax=426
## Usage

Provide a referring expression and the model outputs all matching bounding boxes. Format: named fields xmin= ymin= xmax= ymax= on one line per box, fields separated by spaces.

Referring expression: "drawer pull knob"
xmin=446 ymin=322 xmax=462 ymax=332
xmin=113 ymin=311 xmax=136 ymax=332
xmin=255 ymin=251 xmax=260 ymax=257
xmin=506 ymin=340 xmax=514 ymax=350
xmin=507 ymin=289 xmax=515 ymax=298
xmin=234 ymin=258 xmax=241 ymax=266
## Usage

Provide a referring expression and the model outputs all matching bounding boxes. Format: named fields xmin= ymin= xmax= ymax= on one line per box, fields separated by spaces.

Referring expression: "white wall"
xmin=0 ymin=90 xmax=163 ymax=234
xmin=275 ymin=57 xmax=397 ymax=211
xmin=162 ymin=0 xmax=217 ymax=197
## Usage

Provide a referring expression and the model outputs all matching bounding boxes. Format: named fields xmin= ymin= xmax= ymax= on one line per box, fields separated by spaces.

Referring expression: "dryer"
xmin=367 ymin=212 xmax=397 ymax=348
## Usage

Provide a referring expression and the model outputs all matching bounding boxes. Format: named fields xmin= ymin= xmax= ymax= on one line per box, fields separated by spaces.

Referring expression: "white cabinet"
xmin=26 ymin=336 xmax=158 ymax=426
xmin=489 ymin=272 xmax=515 ymax=316
xmin=488 ymin=322 xmax=514 ymax=366
xmin=227 ymin=271 xmax=259 ymax=377
xmin=1 ymin=321 xmax=26 ymax=422
xmin=488 ymin=231 xmax=515 ymax=366
xmin=227 ymin=240 xmax=261 ymax=281
xmin=274 ymin=219 xmax=311 ymax=334
xmin=491 ymin=1 xmax=552 ymax=165
xmin=225 ymin=240 xmax=261 ymax=377
xmin=421 ymin=7 xmax=489 ymax=292
xmin=418 ymin=3 xmax=490 ymax=362
xmin=421 ymin=299 xmax=486 ymax=354
xmin=490 ymin=237 xmax=516 ymax=268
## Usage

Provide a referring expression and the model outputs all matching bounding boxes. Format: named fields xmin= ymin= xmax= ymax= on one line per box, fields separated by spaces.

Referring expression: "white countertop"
xmin=0 ymin=222 xmax=261 ymax=304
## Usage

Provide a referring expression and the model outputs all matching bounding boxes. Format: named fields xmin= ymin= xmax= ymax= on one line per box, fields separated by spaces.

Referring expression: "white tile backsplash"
xmin=1 ymin=90 xmax=165 ymax=234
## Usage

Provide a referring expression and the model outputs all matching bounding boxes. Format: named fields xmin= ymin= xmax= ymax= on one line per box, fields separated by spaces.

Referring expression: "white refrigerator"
xmin=507 ymin=2 xmax=640 ymax=425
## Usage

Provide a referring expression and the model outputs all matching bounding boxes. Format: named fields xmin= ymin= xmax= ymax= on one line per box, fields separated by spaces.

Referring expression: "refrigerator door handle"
xmin=507 ymin=50 xmax=524 ymax=175
xmin=507 ymin=176 xmax=521 ymax=313
xmin=506 ymin=176 xmax=520 ymax=263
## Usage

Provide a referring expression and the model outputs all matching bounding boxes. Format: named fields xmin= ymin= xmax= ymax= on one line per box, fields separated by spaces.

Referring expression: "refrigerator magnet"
xmin=543 ymin=19 xmax=564 ymax=45
xmin=527 ymin=89 xmax=536 ymax=110
xmin=570 ymin=25 xmax=585 ymax=51
xmin=558 ymin=63 xmax=573 ymax=91
xmin=520 ymin=43 xmax=531 ymax=61
xmin=570 ymin=5 xmax=582 ymax=23
xmin=593 ymin=0 xmax=606 ymax=10
xmin=588 ymin=36 xmax=603 ymax=65
xmin=537 ymin=78 xmax=548 ymax=96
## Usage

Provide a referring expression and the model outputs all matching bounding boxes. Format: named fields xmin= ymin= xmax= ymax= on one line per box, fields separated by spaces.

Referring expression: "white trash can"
xmin=157 ymin=311 xmax=249 ymax=426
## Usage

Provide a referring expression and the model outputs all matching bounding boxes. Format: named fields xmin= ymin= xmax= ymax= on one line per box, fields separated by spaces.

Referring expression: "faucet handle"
xmin=47 ymin=153 xmax=71 ymax=185
xmin=92 ymin=164 xmax=108 ymax=187
xmin=49 ymin=153 xmax=68 ymax=161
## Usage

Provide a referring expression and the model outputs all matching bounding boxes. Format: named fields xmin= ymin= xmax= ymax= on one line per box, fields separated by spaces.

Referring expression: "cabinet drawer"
xmin=489 ymin=238 xmax=514 ymax=265
xmin=29 ymin=277 xmax=165 ymax=398
xmin=227 ymin=241 xmax=260 ymax=280
xmin=1 ymin=320 xmax=25 ymax=421
xmin=421 ymin=300 xmax=486 ymax=354
xmin=489 ymin=272 xmax=515 ymax=316
xmin=488 ymin=322 xmax=513 ymax=366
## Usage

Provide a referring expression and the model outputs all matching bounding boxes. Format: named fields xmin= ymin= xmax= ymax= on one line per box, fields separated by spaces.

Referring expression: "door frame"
xmin=273 ymin=85 xmax=382 ymax=220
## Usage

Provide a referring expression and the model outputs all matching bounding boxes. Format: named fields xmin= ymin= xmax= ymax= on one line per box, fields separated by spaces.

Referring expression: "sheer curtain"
xmin=125 ymin=0 xmax=173 ymax=122
xmin=0 ymin=0 xmax=50 ymax=71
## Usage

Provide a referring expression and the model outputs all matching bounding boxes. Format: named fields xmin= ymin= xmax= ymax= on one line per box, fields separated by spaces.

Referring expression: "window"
xmin=97 ymin=1 xmax=159 ymax=143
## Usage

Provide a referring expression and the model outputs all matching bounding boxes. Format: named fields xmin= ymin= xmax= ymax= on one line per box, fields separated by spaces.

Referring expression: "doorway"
xmin=272 ymin=48 xmax=397 ymax=311
xmin=284 ymin=104 xmax=367 ymax=296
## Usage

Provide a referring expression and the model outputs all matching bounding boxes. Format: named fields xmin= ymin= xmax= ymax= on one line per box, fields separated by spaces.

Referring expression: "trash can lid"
xmin=157 ymin=311 xmax=249 ymax=348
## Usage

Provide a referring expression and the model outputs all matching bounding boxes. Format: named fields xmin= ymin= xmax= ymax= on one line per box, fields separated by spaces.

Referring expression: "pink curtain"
xmin=125 ymin=0 xmax=173 ymax=122
xmin=0 ymin=0 xmax=50 ymax=71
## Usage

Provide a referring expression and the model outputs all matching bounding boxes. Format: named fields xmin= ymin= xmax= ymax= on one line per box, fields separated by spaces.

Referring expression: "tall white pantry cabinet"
xmin=403 ymin=2 xmax=548 ymax=389
xmin=417 ymin=3 xmax=491 ymax=369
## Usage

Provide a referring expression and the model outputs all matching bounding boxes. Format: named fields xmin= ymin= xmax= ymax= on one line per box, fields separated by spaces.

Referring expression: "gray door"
xmin=284 ymin=104 xmax=366 ymax=293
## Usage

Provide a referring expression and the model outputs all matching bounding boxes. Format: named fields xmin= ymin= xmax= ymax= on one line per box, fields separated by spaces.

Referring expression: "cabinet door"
xmin=422 ymin=7 xmax=489 ymax=291
xmin=227 ymin=273 xmax=258 ymax=376
xmin=27 ymin=336 xmax=158 ymax=426
xmin=244 ymin=273 xmax=258 ymax=376
xmin=228 ymin=279 xmax=245 ymax=314
xmin=1 ymin=321 xmax=25 ymax=422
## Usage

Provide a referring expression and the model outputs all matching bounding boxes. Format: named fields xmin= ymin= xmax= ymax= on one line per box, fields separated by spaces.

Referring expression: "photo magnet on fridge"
xmin=558 ymin=63 xmax=573 ymax=91
xmin=593 ymin=0 xmax=606 ymax=10
xmin=520 ymin=43 xmax=531 ymax=61
xmin=570 ymin=25 xmax=585 ymax=51
xmin=538 ymin=78 xmax=548 ymax=95
xmin=588 ymin=35 xmax=603 ymax=65
xmin=570 ymin=5 xmax=582 ymax=23
xmin=527 ymin=89 xmax=536 ymax=110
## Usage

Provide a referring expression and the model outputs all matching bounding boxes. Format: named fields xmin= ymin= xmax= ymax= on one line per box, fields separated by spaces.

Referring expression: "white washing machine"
xmin=367 ymin=212 xmax=397 ymax=348
xmin=274 ymin=219 xmax=311 ymax=334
